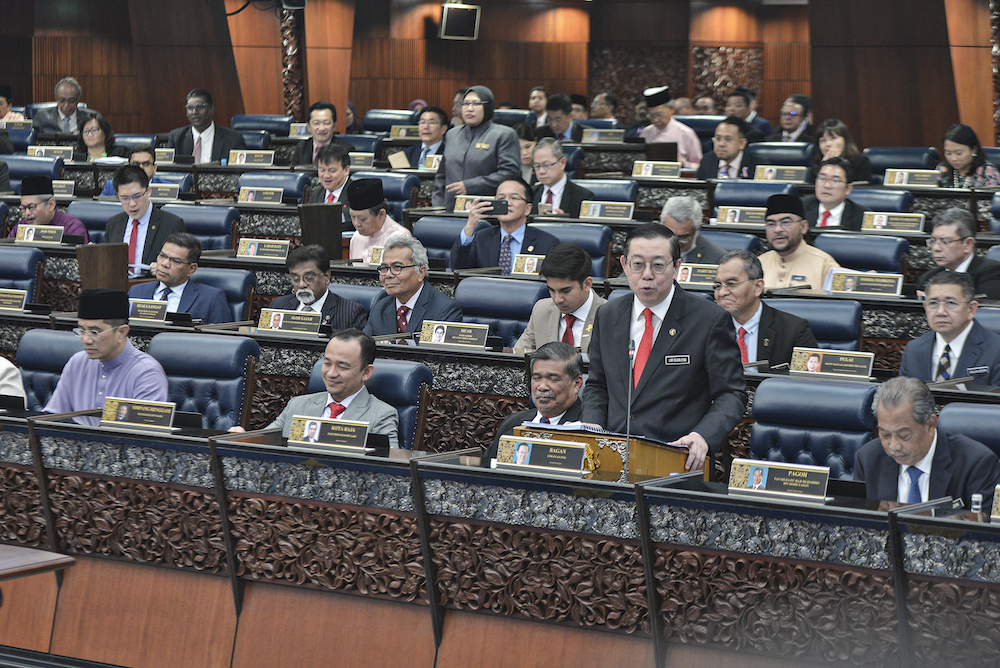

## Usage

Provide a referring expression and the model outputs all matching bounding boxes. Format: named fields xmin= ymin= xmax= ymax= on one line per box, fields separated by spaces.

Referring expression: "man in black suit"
xmin=917 ymin=208 xmax=1000 ymax=298
xmin=854 ymin=376 xmax=1000 ymax=509
xmin=104 ymin=165 xmax=186 ymax=276
xmin=714 ymin=250 xmax=816 ymax=370
xmin=292 ymin=101 xmax=356 ymax=165
xmin=32 ymin=77 xmax=93 ymax=134
xmin=582 ymin=224 xmax=747 ymax=473
xmin=306 ymin=144 xmax=352 ymax=228
xmin=403 ymin=106 xmax=448 ymax=168
xmin=451 ymin=176 xmax=560 ymax=274
xmin=269 ymin=245 xmax=367 ymax=331
xmin=766 ymin=95 xmax=813 ymax=143
xmin=484 ymin=341 xmax=584 ymax=465
xmin=0 ymin=159 xmax=8 ymax=193
xmin=364 ymin=237 xmax=462 ymax=338
xmin=166 ymin=89 xmax=246 ymax=163
xmin=660 ymin=196 xmax=725 ymax=264
xmin=534 ymin=94 xmax=584 ymax=143
xmin=724 ymin=88 xmax=769 ymax=143
xmin=695 ymin=116 xmax=758 ymax=180
xmin=802 ymin=157 xmax=869 ymax=230
xmin=530 ymin=138 xmax=593 ymax=218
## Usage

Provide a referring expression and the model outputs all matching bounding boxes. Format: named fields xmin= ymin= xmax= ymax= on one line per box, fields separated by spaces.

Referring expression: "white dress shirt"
xmin=559 ymin=291 xmax=595 ymax=346
xmin=123 ymin=202 xmax=154 ymax=275
xmin=154 ymin=280 xmax=187 ymax=312
xmin=298 ymin=289 xmax=329 ymax=313
xmin=540 ymin=175 xmax=568 ymax=213
xmin=629 ymin=288 xmax=675 ymax=350
xmin=817 ymin=200 xmax=846 ymax=227
xmin=897 ymin=432 xmax=937 ymax=503
xmin=323 ymin=387 xmax=362 ymax=417
xmin=192 ymin=122 xmax=216 ymax=163
xmin=717 ymin=152 xmax=745 ymax=179
xmin=931 ymin=320 xmax=974 ymax=379
xmin=732 ymin=302 xmax=763 ymax=364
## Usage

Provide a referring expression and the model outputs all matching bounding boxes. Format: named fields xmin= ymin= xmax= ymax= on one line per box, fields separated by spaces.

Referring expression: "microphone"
xmin=625 ymin=339 xmax=636 ymax=476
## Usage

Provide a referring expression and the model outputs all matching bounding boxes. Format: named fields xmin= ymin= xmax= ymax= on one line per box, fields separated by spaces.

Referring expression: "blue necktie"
xmin=906 ymin=467 xmax=923 ymax=504
xmin=419 ymin=146 xmax=429 ymax=167
xmin=499 ymin=234 xmax=513 ymax=275
xmin=936 ymin=345 xmax=952 ymax=381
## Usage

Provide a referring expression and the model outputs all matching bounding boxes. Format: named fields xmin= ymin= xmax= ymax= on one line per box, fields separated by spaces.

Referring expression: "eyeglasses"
xmin=417 ymin=119 xmax=442 ymax=126
xmin=815 ymin=175 xmax=846 ymax=186
xmin=713 ymin=134 xmax=738 ymax=143
xmin=290 ymin=272 xmax=322 ymax=284
xmin=780 ymin=111 xmax=801 ymax=118
xmin=118 ymin=189 xmax=148 ymax=204
xmin=494 ymin=194 xmax=528 ymax=202
xmin=765 ymin=218 xmax=801 ymax=230
xmin=926 ymin=237 xmax=969 ymax=248
xmin=185 ymin=104 xmax=209 ymax=112
xmin=713 ymin=279 xmax=751 ymax=291
xmin=82 ymin=127 xmax=102 ymax=136
xmin=461 ymin=101 xmax=484 ymax=108
xmin=156 ymin=251 xmax=191 ymax=267
xmin=377 ymin=263 xmax=417 ymax=276
xmin=130 ymin=160 xmax=154 ymax=169
xmin=627 ymin=259 xmax=671 ymax=274
xmin=531 ymin=161 xmax=561 ymax=171
xmin=924 ymin=299 xmax=968 ymax=311
xmin=72 ymin=326 xmax=119 ymax=339
xmin=21 ymin=201 xmax=48 ymax=214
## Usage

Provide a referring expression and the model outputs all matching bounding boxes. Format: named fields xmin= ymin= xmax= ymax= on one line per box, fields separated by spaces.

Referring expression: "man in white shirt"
xmin=802 ymin=157 xmax=868 ymax=231
xmin=347 ymin=178 xmax=411 ymax=265
xmin=31 ymin=77 xmax=91 ymax=134
xmin=529 ymin=138 xmax=594 ymax=218
xmin=307 ymin=144 xmax=352 ymax=213
xmin=166 ymin=89 xmax=246 ymax=163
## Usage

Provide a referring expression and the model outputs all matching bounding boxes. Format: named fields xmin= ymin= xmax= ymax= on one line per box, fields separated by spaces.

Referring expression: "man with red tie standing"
xmin=582 ymin=224 xmax=746 ymax=474
xmin=104 ymin=165 xmax=185 ymax=276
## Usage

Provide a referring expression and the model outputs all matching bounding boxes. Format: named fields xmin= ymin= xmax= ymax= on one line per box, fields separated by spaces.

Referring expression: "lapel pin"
xmin=763 ymin=338 xmax=770 ymax=346
xmin=527 ymin=245 xmax=534 ymax=252
xmin=668 ymin=328 xmax=676 ymax=336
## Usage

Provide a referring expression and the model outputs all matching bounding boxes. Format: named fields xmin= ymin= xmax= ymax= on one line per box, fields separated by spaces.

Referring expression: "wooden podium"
xmin=76 ymin=243 xmax=128 ymax=293
xmin=298 ymin=203 xmax=344 ymax=260
xmin=513 ymin=425 xmax=709 ymax=482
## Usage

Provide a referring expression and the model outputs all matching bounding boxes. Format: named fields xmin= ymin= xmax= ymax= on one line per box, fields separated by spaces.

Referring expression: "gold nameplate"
xmin=495 ymin=435 xmax=588 ymax=477
xmin=369 ymin=246 xmax=384 ymax=266
xmin=349 ymin=152 xmax=375 ymax=169
xmin=419 ymin=320 xmax=489 ymax=349
xmin=15 ymin=225 xmax=63 ymax=244
xmin=155 ymin=148 xmax=176 ymax=163
xmin=678 ymin=263 xmax=718 ymax=284
xmin=423 ymin=154 xmax=442 ymax=171
xmin=581 ymin=129 xmax=624 ymax=143
xmin=237 ymin=238 xmax=290 ymax=259
xmin=0 ymin=120 xmax=31 ymax=130
xmin=632 ymin=160 xmax=682 ymax=179
xmin=28 ymin=145 xmax=74 ymax=160
xmin=717 ymin=206 xmax=766 ymax=225
xmin=129 ymin=298 xmax=168 ymax=322
xmin=580 ymin=200 xmax=635 ymax=220
xmin=454 ymin=195 xmax=476 ymax=213
xmin=52 ymin=180 xmax=75 ymax=197
xmin=149 ymin=184 xmax=180 ymax=201
xmin=475 ymin=143 xmax=490 ymax=150
xmin=258 ymin=308 xmax=322 ymax=334
xmin=830 ymin=271 xmax=903 ymax=296
xmin=287 ymin=415 xmax=371 ymax=453
xmin=729 ymin=458 xmax=831 ymax=502
xmin=790 ymin=346 xmax=874 ymax=380
xmin=754 ymin=165 xmax=808 ymax=183
xmin=390 ymin=125 xmax=419 ymax=139
xmin=991 ymin=485 xmax=1000 ymax=519
xmin=512 ymin=254 xmax=546 ymax=275
xmin=861 ymin=212 xmax=926 ymax=234
xmin=101 ymin=397 xmax=176 ymax=431
xmin=238 ymin=187 xmax=283 ymax=205
xmin=229 ymin=150 xmax=275 ymax=166
xmin=885 ymin=169 xmax=939 ymax=187
xmin=289 ymin=123 xmax=309 ymax=137
xmin=0 ymin=289 xmax=27 ymax=312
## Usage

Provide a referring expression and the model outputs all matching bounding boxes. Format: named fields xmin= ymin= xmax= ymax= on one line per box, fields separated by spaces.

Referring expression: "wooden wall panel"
xmin=0 ymin=1 xmax=34 ymax=109
xmin=590 ymin=1 xmax=687 ymax=43
xmin=760 ymin=8 xmax=810 ymax=126
xmin=690 ymin=5 xmax=761 ymax=45
xmin=226 ymin=0 xmax=284 ymax=115
xmin=303 ymin=0 xmax=355 ymax=133
xmin=0 ymin=572 xmax=59 ymax=652
xmin=944 ymin=0 xmax=993 ymax=146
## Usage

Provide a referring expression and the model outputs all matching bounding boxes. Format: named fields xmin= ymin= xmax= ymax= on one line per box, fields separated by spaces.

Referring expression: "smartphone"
xmin=488 ymin=199 xmax=508 ymax=216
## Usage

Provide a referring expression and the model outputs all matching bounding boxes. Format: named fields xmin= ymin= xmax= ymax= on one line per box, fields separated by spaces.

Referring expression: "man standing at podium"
xmin=582 ymin=224 xmax=746 ymax=474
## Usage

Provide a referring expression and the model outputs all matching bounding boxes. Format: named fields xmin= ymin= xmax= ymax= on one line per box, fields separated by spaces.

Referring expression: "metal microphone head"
xmin=628 ymin=338 xmax=636 ymax=357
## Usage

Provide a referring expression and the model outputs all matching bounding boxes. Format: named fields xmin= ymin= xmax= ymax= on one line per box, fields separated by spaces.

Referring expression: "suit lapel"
xmin=406 ymin=285 xmax=432 ymax=333
xmin=341 ymin=387 xmax=371 ymax=421
xmin=956 ymin=322 xmax=986 ymax=377
xmin=912 ymin=334 xmax=936 ymax=381
xmin=177 ymin=282 xmax=197 ymax=314
xmin=542 ymin=302 xmax=561 ymax=344
xmin=580 ymin=293 xmax=604 ymax=351
xmin=928 ymin=429 xmax=953 ymax=499
xmin=143 ymin=208 xmax=160 ymax=262
xmin=522 ymin=227 xmax=539 ymax=256
xmin=756 ymin=306 xmax=775 ymax=361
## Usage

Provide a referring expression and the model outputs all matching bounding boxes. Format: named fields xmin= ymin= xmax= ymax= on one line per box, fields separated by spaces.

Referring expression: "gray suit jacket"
xmin=683 ymin=234 xmax=727 ymax=265
xmin=515 ymin=291 xmax=607 ymax=353
xmin=267 ymin=386 xmax=399 ymax=448
xmin=899 ymin=320 xmax=1000 ymax=388
xmin=32 ymin=107 xmax=93 ymax=134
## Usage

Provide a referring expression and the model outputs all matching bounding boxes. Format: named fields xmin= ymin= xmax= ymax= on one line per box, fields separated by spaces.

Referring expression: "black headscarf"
xmin=464 ymin=85 xmax=495 ymax=124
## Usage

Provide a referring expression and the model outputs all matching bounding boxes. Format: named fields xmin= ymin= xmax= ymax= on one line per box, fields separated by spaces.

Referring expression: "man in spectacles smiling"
xmin=803 ymin=157 xmax=869 ymax=230
xmin=916 ymin=208 xmax=1000 ymax=299
xmin=758 ymin=193 xmax=839 ymax=290
xmin=104 ymin=165 xmax=186 ymax=276
xmin=268 ymin=245 xmax=367 ymax=331
xmin=529 ymin=138 xmax=593 ymax=218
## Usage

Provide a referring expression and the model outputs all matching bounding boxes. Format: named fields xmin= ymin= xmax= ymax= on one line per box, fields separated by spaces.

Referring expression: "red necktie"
xmin=545 ymin=189 xmax=554 ymax=205
xmin=397 ymin=305 xmax=409 ymax=333
xmin=327 ymin=402 xmax=346 ymax=419
xmin=194 ymin=136 xmax=203 ymax=163
xmin=128 ymin=220 xmax=139 ymax=268
xmin=326 ymin=192 xmax=334 ymax=203
xmin=738 ymin=326 xmax=748 ymax=364
xmin=561 ymin=314 xmax=577 ymax=346
xmin=540 ymin=417 xmax=550 ymax=424
xmin=820 ymin=210 xmax=831 ymax=227
xmin=633 ymin=308 xmax=653 ymax=387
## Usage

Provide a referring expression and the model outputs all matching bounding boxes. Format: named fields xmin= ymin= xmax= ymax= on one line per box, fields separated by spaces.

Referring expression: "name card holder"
xmin=286 ymin=415 xmax=372 ymax=455
xmin=368 ymin=247 xmax=384 ymax=266
xmin=229 ymin=150 xmax=275 ymax=166
xmin=884 ymin=169 xmax=939 ymax=187
xmin=29 ymin=145 xmax=74 ymax=160
xmin=789 ymin=346 xmax=875 ymax=380
xmin=423 ymin=154 xmax=443 ymax=171
xmin=237 ymin=238 xmax=290 ymax=259
xmin=632 ymin=160 xmax=682 ymax=179
xmin=861 ymin=212 xmax=926 ymax=235
xmin=289 ymin=123 xmax=309 ymax=138
xmin=419 ymin=320 xmax=489 ymax=349
xmin=453 ymin=195 xmax=476 ymax=214
xmin=829 ymin=270 xmax=903 ymax=296
xmin=129 ymin=298 xmax=168 ymax=322
xmin=991 ymin=485 xmax=1000 ymax=520
xmin=754 ymin=165 xmax=808 ymax=183
xmin=0 ymin=120 xmax=31 ymax=130
xmin=580 ymin=200 xmax=635 ymax=221
xmin=238 ymin=187 xmax=283 ymax=205
xmin=52 ymin=180 xmax=75 ymax=197
xmin=155 ymin=148 xmax=176 ymax=163
xmin=258 ymin=308 xmax=323 ymax=335
xmin=101 ymin=397 xmax=177 ymax=432
xmin=148 ymin=183 xmax=181 ymax=201
xmin=729 ymin=458 xmax=831 ymax=504
xmin=677 ymin=263 xmax=718 ymax=285
xmin=581 ymin=129 xmax=625 ymax=144
xmin=15 ymin=225 xmax=63 ymax=244
xmin=716 ymin=206 xmax=766 ymax=225
xmin=390 ymin=125 xmax=419 ymax=139
xmin=495 ymin=435 xmax=588 ymax=477
xmin=349 ymin=152 xmax=375 ymax=169
xmin=512 ymin=254 xmax=545 ymax=276
xmin=0 ymin=289 xmax=28 ymax=313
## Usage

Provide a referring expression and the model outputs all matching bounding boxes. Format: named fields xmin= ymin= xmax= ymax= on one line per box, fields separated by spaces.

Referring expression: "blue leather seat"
xmin=984 ymin=147 xmax=1000 ymax=167
xmin=846 ymin=188 xmax=914 ymax=215
xmin=530 ymin=222 xmax=613 ymax=278
xmin=674 ymin=115 xmax=726 ymax=155
xmin=714 ymin=180 xmax=797 ymax=210
xmin=814 ymin=232 xmax=909 ymax=273
xmin=230 ymin=114 xmax=293 ymax=137
xmin=361 ymin=110 xmax=420 ymax=133
xmin=147 ymin=332 xmax=260 ymax=431
xmin=862 ymin=147 xmax=941 ymax=185
xmin=10 ymin=106 xmax=25 ymax=118
xmin=7 ymin=129 xmax=35 ymax=154
xmin=975 ymin=305 xmax=1000 ymax=337
xmin=5 ymin=155 xmax=63 ymax=194
xmin=327 ymin=283 xmax=384 ymax=312
xmin=764 ymin=298 xmax=863 ymax=350
xmin=66 ymin=200 xmax=120 ymax=244
xmin=114 ymin=134 xmax=156 ymax=152
xmin=986 ymin=246 xmax=1000 ymax=263
xmin=340 ymin=134 xmax=385 ymax=157
xmin=16 ymin=329 xmax=83 ymax=412
xmin=239 ymin=130 xmax=271 ymax=151
xmin=938 ymin=403 xmax=1000 ymax=458
xmin=350 ymin=171 xmax=420 ymax=222
xmin=576 ymin=119 xmax=622 ymax=131
xmin=492 ymin=110 xmax=535 ymax=128
xmin=308 ymin=357 xmax=433 ymax=449
xmin=161 ymin=203 xmax=237 ymax=250
xmin=0 ymin=246 xmax=45 ymax=303
xmin=0 ymin=203 xmax=7 ymax=227
xmin=564 ymin=146 xmax=584 ymax=178
xmin=699 ymin=230 xmax=765 ymax=254
xmin=188 ymin=267 xmax=255 ymax=321
xmin=989 ymin=192 xmax=1000 ymax=234
xmin=750 ymin=376 xmax=876 ymax=480
xmin=412 ymin=216 xmax=490 ymax=269
xmin=570 ymin=178 xmax=637 ymax=204
xmin=237 ymin=172 xmax=311 ymax=203
xmin=744 ymin=142 xmax=814 ymax=168
xmin=454 ymin=276 xmax=548 ymax=346
xmin=155 ymin=172 xmax=194 ymax=194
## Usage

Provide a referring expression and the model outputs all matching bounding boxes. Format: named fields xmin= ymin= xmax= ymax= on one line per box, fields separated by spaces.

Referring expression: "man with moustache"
xmin=758 ymin=194 xmax=840 ymax=290
xmin=268 ymin=245 xmax=367 ymax=331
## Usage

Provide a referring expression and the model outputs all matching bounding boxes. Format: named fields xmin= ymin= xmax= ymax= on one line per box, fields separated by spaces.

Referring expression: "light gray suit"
xmin=268 ymin=386 xmax=400 ymax=448
xmin=515 ymin=291 xmax=607 ymax=354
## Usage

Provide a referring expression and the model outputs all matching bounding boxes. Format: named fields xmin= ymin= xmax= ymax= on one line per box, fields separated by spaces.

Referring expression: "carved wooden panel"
xmin=589 ymin=45 xmax=687 ymax=127
xmin=690 ymin=47 xmax=764 ymax=110
xmin=251 ymin=375 xmax=309 ymax=430
xmin=40 ymin=280 xmax=80 ymax=313
xmin=865 ymin=339 xmax=906 ymax=373
xmin=281 ymin=10 xmax=305 ymax=120
xmin=0 ymin=464 xmax=46 ymax=548
xmin=415 ymin=389 xmax=529 ymax=453
xmin=908 ymin=577 xmax=1000 ymax=666
xmin=721 ymin=418 xmax=753 ymax=479
xmin=250 ymin=292 xmax=278 ymax=324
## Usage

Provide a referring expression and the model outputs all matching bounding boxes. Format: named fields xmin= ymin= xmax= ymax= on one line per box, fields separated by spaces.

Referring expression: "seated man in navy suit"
xmin=365 ymin=237 xmax=463 ymax=338
xmin=530 ymin=138 xmax=593 ymax=218
xmin=127 ymin=233 xmax=231 ymax=324
xmin=404 ymin=106 xmax=448 ymax=168
xmin=451 ymin=176 xmax=560 ymax=275
xmin=269 ymin=244 xmax=367 ymax=331
xmin=166 ymin=88 xmax=246 ymax=163
xmin=694 ymin=116 xmax=757 ymax=180
xmin=899 ymin=271 xmax=1000 ymax=388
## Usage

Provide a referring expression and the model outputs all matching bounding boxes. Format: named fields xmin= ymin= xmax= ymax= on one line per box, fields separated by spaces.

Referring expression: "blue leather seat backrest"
xmin=938 ymin=403 xmax=1000 ymax=458
xmin=8 ymin=129 xmax=36 ymax=154
xmin=750 ymin=376 xmax=876 ymax=479
xmin=412 ymin=216 xmax=491 ymax=267
xmin=983 ymin=147 xmax=1000 ymax=167
xmin=714 ymin=180 xmax=797 ymax=209
xmin=609 ymin=288 xmax=631 ymax=302
xmin=230 ymin=114 xmax=293 ymax=137
xmin=239 ymin=130 xmax=271 ymax=151
xmin=10 ymin=106 xmax=25 ymax=118
xmin=674 ymin=115 xmax=726 ymax=155
xmin=570 ymin=178 xmax=637 ymax=204
xmin=0 ymin=203 xmax=7 ymax=227
xmin=161 ymin=203 xmax=237 ymax=250
xmin=492 ymin=109 xmax=534 ymax=128
xmin=990 ymin=192 xmax=1000 ymax=234
xmin=862 ymin=147 xmax=941 ymax=185
xmin=147 ymin=332 xmax=260 ymax=431
xmin=846 ymin=188 xmax=914 ymax=215
xmin=350 ymin=170 xmax=420 ymax=222
xmin=66 ymin=200 xmax=120 ymax=244
xmin=340 ymin=134 xmax=385 ymax=155
xmin=114 ymin=134 xmax=156 ymax=152
xmin=155 ymin=172 xmax=194 ymax=194
xmin=744 ymin=142 xmax=814 ymax=168
xmin=16 ymin=329 xmax=83 ymax=411
xmin=454 ymin=276 xmax=549 ymax=346
xmin=989 ymin=246 xmax=1000 ymax=263
xmin=764 ymin=297 xmax=862 ymax=350
xmin=564 ymin=146 xmax=584 ymax=176
xmin=975 ymin=305 xmax=1000 ymax=337
xmin=362 ymin=110 xmax=420 ymax=133
xmin=529 ymin=222 xmax=612 ymax=278
xmin=327 ymin=283 xmax=385 ymax=312
xmin=0 ymin=246 xmax=44 ymax=303
xmin=699 ymin=230 xmax=764 ymax=254
xmin=6 ymin=155 xmax=63 ymax=194
xmin=309 ymin=357 xmax=433 ymax=449
xmin=237 ymin=172 xmax=311 ymax=203
xmin=814 ymin=232 xmax=909 ymax=273
xmin=188 ymin=267 xmax=255 ymax=321
xmin=576 ymin=119 xmax=622 ymax=130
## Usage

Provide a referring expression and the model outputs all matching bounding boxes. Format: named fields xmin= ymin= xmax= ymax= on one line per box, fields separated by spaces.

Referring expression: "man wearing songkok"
xmin=347 ymin=178 xmax=411 ymax=265
xmin=758 ymin=193 xmax=840 ymax=290
xmin=9 ymin=176 xmax=89 ymax=242
xmin=638 ymin=86 xmax=702 ymax=169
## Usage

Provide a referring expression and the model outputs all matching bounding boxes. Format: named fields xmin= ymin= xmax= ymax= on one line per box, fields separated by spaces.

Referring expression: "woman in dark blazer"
xmin=809 ymin=119 xmax=871 ymax=183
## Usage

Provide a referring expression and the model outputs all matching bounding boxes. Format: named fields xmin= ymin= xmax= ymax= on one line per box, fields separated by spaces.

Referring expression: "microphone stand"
xmin=625 ymin=339 xmax=635 ymax=479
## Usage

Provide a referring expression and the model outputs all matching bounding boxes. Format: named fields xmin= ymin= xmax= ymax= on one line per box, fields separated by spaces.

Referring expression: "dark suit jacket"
xmin=695 ymin=151 xmax=759 ymax=180
xmin=854 ymin=428 xmax=1000 ymax=508
xmin=128 ymin=280 xmax=231 ymax=324
xmin=582 ymin=286 xmax=747 ymax=456
xmin=899 ymin=320 xmax=1000 ymax=388
xmin=450 ymin=225 xmax=561 ymax=271
xmin=305 ymin=177 xmax=352 ymax=225
xmin=105 ymin=207 xmax=187 ymax=267
xmin=765 ymin=123 xmax=813 ymax=143
xmin=484 ymin=398 xmax=583 ymax=464
xmin=0 ymin=160 xmax=8 ymax=193
xmin=531 ymin=179 xmax=594 ymax=218
xmin=403 ymin=141 xmax=444 ymax=168
xmin=802 ymin=196 xmax=869 ymax=232
xmin=748 ymin=115 xmax=772 ymax=140
xmin=684 ymin=234 xmax=727 ymax=265
xmin=754 ymin=302 xmax=817 ymax=369
xmin=270 ymin=290 xmax=367 ymax=331
xmin=32 ymin=107 xmax=94 ymax=134
xmin=363 ymin=283 xmax=463 ymax=337
xmin=534 ymin=123 xmax=584 ymax=143
xmin=291 ymin=136 xmax=357 ymax=166
xmin=167 ymin=124 xmax=247 ymax=162
xmin=917 ymin=255 xmax=1000 ymax=299
xmin=0 ymin=130 xmax=12 ymax=155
